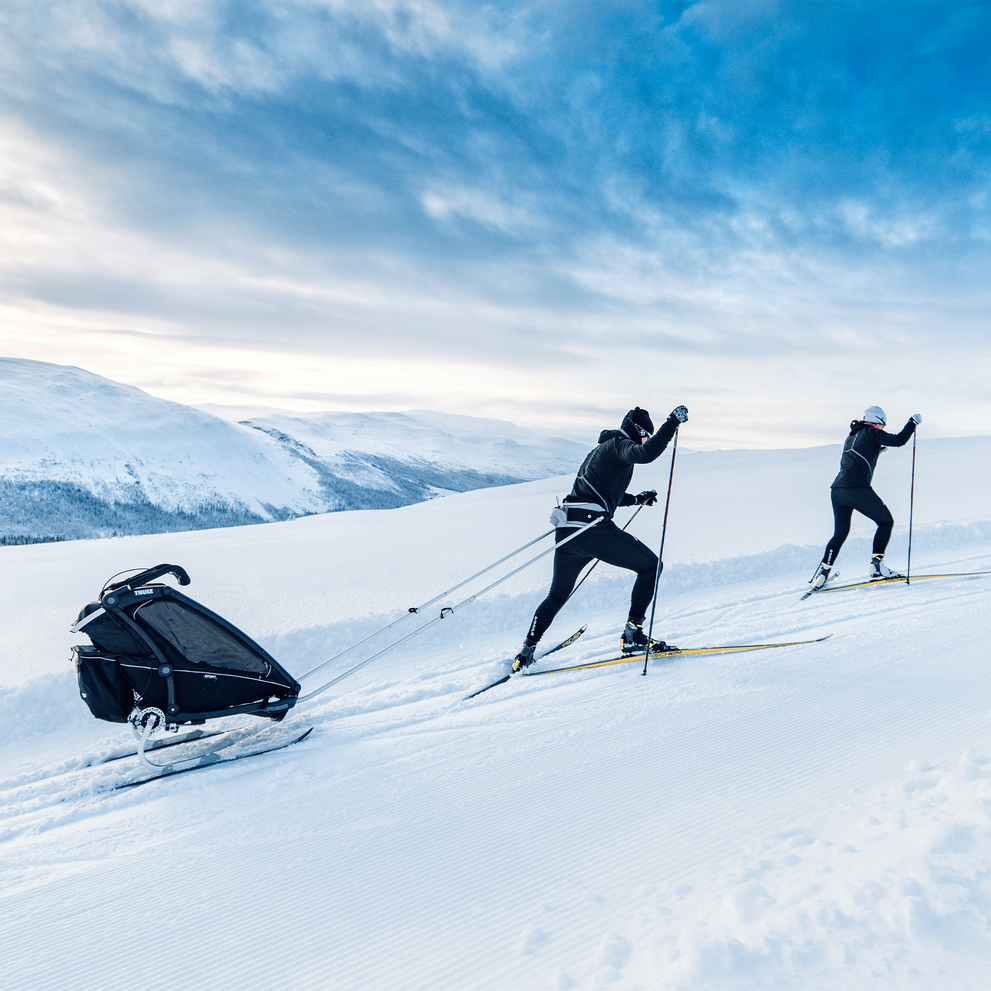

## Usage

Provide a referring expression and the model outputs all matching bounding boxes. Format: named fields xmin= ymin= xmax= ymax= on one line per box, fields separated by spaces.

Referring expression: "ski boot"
xmin=870 ymin=555 xmax=903 ymax=580
xmin=809 ymin=562 xmax=833 ymax=591
xmin=512 ymin=642 xmax=537 ymax=673
xmin=621 ymin=621 xmax=678 ymax=655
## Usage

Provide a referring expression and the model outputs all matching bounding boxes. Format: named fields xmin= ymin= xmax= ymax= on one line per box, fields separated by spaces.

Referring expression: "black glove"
xmin=635 ymin=490 xmax=658 ymax=507
xmin=670 ymin=405 xmax=688 ymax=423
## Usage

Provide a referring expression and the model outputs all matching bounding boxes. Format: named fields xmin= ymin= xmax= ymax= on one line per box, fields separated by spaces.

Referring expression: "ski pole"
xmin=297 ymin=527 xmax=555 ymax=680
xmin=906 ymin=429 xmax=917 ymax=585
xmin=299 ymin=519 xmax=602 ymax=701
xmin=643 ymin=429 xmax=679 ymax=676
xmin=566 ymin=504 xmax=644 ymax=604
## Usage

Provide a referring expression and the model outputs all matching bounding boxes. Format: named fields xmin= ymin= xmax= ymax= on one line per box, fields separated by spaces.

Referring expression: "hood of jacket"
xmin=848 ymin=420 xmax=879 ymax=435
xmin=597 ymin=428 xmax=628 ymax=444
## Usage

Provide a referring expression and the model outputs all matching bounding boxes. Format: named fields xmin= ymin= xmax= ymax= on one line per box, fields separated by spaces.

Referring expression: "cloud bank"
xmin=1 ymin=0 xmax=989 ymax=447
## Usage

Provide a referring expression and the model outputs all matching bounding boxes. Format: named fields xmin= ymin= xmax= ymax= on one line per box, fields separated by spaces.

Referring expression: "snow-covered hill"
xmin=200 ymin=403 xmax=590 ymax=483
xmin=1 ymin=435 xmax=990 ymax=990
xmin=0 ymin=358 xmax=586 ymax=541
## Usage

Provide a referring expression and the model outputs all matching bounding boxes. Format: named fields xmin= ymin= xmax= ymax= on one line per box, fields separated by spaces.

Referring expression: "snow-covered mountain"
xmin=0 ymin=358 xmax=586 ymax=541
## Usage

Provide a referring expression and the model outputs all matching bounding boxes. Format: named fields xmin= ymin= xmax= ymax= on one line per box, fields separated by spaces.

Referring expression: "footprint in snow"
xmin=520 ymin=925 xmax=548 ymax=954
xmin=592 ymin=932 xmax=631 ymax=984
xmin=729 ymin=878 xmax=775 ymax=923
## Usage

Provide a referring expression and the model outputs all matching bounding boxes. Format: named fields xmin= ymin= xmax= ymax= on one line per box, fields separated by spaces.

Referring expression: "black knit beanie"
xmin=622 ymin=407 xmax=654 ymax=439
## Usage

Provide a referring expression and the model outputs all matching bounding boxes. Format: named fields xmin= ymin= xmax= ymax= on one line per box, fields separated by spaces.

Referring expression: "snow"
xmin=205 ymin=404 xmax=589 ymax=481
xmin=2 ymin=434 xmax=991 ymax=990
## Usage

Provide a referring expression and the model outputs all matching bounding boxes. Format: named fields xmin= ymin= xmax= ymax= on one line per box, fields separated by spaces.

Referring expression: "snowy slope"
xmin=0 ymin=358 xmax=586 ymax=540
xmin=1 ymin=435 xmax=991 ymax=990
xmin=202 ymin=404 xmax=589 ymax=482
xmin=0 ymin=357 xmax=326 ymax=521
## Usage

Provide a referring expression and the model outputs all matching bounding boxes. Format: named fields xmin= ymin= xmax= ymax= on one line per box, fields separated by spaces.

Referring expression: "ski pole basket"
xmin=72 ymin=564 xmax=300 ymax=726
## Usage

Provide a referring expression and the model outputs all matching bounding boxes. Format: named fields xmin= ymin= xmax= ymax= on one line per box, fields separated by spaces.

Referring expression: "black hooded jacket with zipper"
xmin=831 ymin=419 xmax=915 ymax=489
xmin=564 ymin=414 xmax=679 ymax=519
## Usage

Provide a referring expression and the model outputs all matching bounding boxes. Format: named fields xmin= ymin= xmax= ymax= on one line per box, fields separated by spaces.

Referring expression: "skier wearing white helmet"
xmin=809 ymin=405 xmax=922 ymax=591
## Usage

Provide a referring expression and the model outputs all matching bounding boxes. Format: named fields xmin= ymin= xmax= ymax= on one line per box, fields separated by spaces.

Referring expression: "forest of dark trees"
xmin=0 ymin=457 xmax=526 ymax=545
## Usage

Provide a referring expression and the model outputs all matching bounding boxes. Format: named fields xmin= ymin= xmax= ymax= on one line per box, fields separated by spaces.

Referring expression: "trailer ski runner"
xmin=114 ymin=729 xmax=314 ymax=791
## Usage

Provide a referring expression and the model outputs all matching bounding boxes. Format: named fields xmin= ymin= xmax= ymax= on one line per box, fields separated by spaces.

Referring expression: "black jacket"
xmin=564 ymin=414 xmax=679 ymax=518
xmin=831 ymin=419 xmax=915 ymax=489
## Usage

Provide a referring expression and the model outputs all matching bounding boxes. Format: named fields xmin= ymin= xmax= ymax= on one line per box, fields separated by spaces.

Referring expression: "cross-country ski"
xmin=524 ymin=634 xmax=834 ymax=677
xmin=814 ymin=570 xmax=991 ymax=594
xmin=464 ymin=625 xmax=587 ymax=699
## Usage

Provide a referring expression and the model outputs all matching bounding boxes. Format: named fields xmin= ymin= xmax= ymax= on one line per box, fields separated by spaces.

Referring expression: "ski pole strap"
xmin=296 ymin=526 xmax=555 ymax=681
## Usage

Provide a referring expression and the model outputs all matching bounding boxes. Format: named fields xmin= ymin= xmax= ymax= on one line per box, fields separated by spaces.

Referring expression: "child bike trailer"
xmin=72 ymin=564 xmax=300 ymax=765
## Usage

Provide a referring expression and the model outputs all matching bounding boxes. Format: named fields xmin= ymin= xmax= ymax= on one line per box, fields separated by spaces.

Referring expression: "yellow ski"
xmin=818 ymin=570 xmax=991 ymax=593
xmin=525 ymin=634 xmax=833 ymax=677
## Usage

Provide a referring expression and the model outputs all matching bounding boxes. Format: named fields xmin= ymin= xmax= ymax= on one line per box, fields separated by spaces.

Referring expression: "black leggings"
xmin=822 ymin=487 xmax=894 ymax=566
xmin=528 ymin=521 xmax=658 ymax=644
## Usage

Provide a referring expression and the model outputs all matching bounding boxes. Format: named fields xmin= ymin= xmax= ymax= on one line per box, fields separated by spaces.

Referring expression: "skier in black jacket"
xmin=512 ymin=404 xmax=688 ymax=671
xmin=809 ymin=405 xmax=922 ymax=591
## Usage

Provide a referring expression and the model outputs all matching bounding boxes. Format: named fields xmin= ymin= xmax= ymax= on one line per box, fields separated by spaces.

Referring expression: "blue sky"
xmin=1 ymin=0 xmax=989 ymax=448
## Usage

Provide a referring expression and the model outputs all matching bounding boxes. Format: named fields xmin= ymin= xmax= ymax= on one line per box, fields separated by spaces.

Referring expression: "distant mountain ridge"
xmin=0 ymin=358 xmax=585 ymax=542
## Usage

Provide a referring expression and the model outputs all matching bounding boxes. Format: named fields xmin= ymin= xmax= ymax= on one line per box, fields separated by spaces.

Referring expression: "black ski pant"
xmin=527 ymin=520 xmax=658 ymax=645
xmin=822 ymin=486 xmax=894 ymax=566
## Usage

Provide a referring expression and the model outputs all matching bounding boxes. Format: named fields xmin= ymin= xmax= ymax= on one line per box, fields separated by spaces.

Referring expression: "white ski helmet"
xmin=863 ymin=405 xmax=886 ymax=425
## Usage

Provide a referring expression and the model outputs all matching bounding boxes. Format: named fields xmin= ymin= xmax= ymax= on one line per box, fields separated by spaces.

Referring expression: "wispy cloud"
xmin=0 ymin=0 xmax=989 ymax=446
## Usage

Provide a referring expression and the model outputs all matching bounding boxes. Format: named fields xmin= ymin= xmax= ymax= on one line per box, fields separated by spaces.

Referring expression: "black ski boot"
xmin=512 ymin=642 xmax=537 ymax=673
xmin=621 ymin=621 xmax=677 ymax=655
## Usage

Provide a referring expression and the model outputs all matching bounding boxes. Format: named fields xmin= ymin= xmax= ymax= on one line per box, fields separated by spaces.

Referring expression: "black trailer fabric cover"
xmin=78 ymin=608 xmax=151 ymax=657
xmin=74 ymin=646 xmax=134 ymax=723
xmin=73 ymin=579 xmax=299 ymax=724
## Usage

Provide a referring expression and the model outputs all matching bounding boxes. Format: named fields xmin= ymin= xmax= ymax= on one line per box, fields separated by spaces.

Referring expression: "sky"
xmin=0 ymin=0 xmax=989 ymax=449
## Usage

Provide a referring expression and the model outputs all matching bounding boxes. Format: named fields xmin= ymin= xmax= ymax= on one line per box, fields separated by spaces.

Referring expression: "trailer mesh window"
xmin=135 ymin=599 xmax=271 ymax=674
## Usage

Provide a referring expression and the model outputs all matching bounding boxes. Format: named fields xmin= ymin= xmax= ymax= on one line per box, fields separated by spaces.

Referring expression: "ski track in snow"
xmin=2 ymin=444 xmax=991 ymax=991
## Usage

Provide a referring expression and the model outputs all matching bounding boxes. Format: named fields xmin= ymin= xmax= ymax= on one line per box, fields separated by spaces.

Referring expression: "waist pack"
xmin=551 ymin=499 xmax=606 ymax=528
